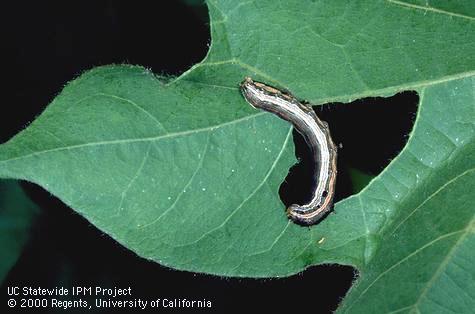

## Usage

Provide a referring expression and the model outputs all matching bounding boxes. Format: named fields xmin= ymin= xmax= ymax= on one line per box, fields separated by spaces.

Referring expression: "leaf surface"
xmin=0 ymin=0 xmax=473 ymax=287
xmin=338 ymin=76 xmax=475 ymax=313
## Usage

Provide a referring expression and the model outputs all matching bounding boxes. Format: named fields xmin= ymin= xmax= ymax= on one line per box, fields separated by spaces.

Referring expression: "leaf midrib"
xmin=0 ymin=111 xmax=266 ymax=164
xmin=386 ymin=0 xmax=475 ymax=21
xmin=175 ymin=57 xmax=475 ymax=104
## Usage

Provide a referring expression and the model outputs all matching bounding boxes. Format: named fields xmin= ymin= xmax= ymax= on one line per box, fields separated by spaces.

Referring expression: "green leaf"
xmin=0 ymin=180 xmax=39 ymax=283
xmin=0 ymin=0 xmax=473 ymax=294
xmin=338 ymin=76 xmax=475 ymax=313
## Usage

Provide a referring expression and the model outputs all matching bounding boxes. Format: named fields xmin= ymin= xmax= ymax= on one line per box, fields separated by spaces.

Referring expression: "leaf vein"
xmin=0 ymin=112 xmax=265 ymax=164
xmin=247 ymin=221 xmax=291 ymax=257
xmin=97 ymin=93 xmax=168 ymax=132
xmin=390 ymin=168 xmax=475 ymax=235
xmin=174 ymin=126 xmax=293 ymax=249
xmin=116 ymin=143 xmax=152 ymax=214
xmin=386 ymin=0 xmax=475 ymax=21
xmin=347 ymin=229 xmax=466 ymax=312
xmin=139 ymin=133 xmax=211 ymax=228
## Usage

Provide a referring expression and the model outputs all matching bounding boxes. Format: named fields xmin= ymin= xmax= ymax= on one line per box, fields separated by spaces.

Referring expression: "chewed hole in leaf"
xmin=279 ymin=91 xmax=418 ymax=207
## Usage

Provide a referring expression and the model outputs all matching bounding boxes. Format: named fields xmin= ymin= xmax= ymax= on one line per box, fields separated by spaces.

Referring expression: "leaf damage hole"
xmin=279 ymin=91 xmax=419 ymax=208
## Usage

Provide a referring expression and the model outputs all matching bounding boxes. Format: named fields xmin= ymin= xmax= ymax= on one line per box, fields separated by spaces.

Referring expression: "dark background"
xmin=1 ymin=1 xmax=418 ymax=313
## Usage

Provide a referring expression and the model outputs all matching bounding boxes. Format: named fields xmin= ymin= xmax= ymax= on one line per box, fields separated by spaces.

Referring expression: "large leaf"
xmin=338 ymin=77 xmax=475 ymax=313
xmin=0 ymin=0 xmax=473 ymax=292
